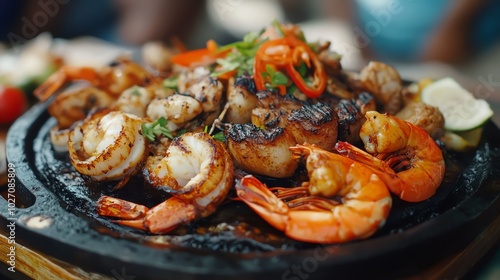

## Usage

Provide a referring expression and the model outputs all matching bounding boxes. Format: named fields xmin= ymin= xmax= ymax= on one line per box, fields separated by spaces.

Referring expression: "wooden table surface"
xmin=1 ymin=123 xmax=499 ymax=280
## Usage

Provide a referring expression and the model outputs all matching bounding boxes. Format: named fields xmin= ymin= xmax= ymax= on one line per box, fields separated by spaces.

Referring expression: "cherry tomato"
xmin=0 ymin=86 xmax=28 ymax=124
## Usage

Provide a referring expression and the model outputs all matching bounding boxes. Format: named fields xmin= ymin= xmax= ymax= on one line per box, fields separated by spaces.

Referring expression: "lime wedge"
xmin=442 ymin=127 xmax=484 ymax=152
xmin=421 ymin=78 xmax=493 ymax=131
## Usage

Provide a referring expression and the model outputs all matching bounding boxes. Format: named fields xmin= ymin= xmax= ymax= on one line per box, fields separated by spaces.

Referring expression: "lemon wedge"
xmin=421 ymin=78 xmax=493 ymax=131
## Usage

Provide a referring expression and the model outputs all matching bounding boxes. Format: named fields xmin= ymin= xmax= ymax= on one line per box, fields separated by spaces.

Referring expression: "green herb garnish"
xmin=163 ymin=76 xmax=178 ymax=90
xmin=271 ymin=19 xmax=285 ymax=37
xmin=287 ymin=84 xmax=298 ymax=95
xmin=130 ymin=86 xmax=142 ymax=96
xmin=212 ymin=131 xmax=225 ymax=142
xmin=262 ymin=64 xmax=288 ymax=89
xmin=176 ymin=128 xmax=187 ymax=136
xmin=141 ymin=117 xmax=173 ymax=141
xmin=204 ymin=125 xmax=225 ymax=142
xmin=210 ymin=31 xmax=265 ymax=77
xmin=297 ymin=62 xmax=308 ymax=77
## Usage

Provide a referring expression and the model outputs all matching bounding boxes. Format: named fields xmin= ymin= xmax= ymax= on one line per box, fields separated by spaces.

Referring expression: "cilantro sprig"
xmin=204 ymin=125 xmax=225 ymax=142
xmin=210 ymin=31 xmax=265 ymax=77
xmin=163 ymin=76 xmax=178 ymax=90
xmin=262 ymin=64 xmax=288 ymax=89
xmin=141 ymin=117 xmax=173 ymax=141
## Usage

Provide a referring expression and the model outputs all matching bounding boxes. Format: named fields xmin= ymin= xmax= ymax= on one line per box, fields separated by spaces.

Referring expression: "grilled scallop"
xmin=225 ymin=76 xmax=258 ymax=124
xmin=225 ymin=124 xmax=299 ymax=178
xmin=287 ymin=102 xmax=338 ymax=151
xmin=335 ymin=92 xmax=376 ymax=143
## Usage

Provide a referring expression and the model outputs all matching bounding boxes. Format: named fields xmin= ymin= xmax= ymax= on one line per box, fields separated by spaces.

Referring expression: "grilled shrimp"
xmin=50 ymin=126 xmax=71 ymax=153
xmin=177 ymin=67 xmax=211 ymax=93
xmin=236 ymin=144 xmax=391 ymax=243
xmin=146 ymin=94 xmax=203 ymax=132
xmin=186 ymin=76 xmax=224 ymax=114
xmin=142 ymin=41 xmax=176 ymax=72
xmin=336 ymin=111 xmax=445 ymax=202
xmin=34 ymin=58 xmax=151 ymax=102
xmin=113 ymin=86 xmax=155 ymax=118
xmin=360 ymin=61 xmax=403 ymax=114
xmin=48 ymin=87 xmax=114 ymax=129
xmin=97 ymin=132 xmax=234 ymax=234
xmin=68 ymin=110 xmax=147 ymax=188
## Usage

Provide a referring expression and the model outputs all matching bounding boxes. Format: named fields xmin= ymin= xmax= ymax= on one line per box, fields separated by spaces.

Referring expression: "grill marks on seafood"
xmin=48 ymin=87 xmax=114 ymax=129
xmin=226 ymin=88 xmax=377 ymax=177
xmin=31 ymin=20 xmax=451 ymax=245
xmin=68 ymin=110 xmax=148 ymax=188
xmin=287 ymin=102 xmax=338 ymax=151
xmin=98 ymin=132 xmax=234 ymax=234
xmin=234 ymin=74 xmax=257 ymax=94
xmin=226 ymin=124 xmax=299 ymax=178
xmin=236 ymin=144 xmax=392 ymax=243
xmin=334 ymin=92 xmax=376 ymax=143
xmin=225 ymin=77 xmax=259 ymax=124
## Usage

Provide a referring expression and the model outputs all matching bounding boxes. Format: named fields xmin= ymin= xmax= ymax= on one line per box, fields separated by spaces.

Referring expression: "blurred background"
xmin=1 ymin=0 xmax=499 ymax=113
xmin=0 ymin=0 xmax=499 ymax=278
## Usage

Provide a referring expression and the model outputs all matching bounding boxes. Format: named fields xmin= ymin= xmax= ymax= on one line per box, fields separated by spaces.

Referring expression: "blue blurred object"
xmin=53 ymin=0 xmax=118 ymax=42
xmin=355 ymin=0 xmax=500 ymax=62
xmin=0 ymin=0 xmax=118 ymax=44
xmin=0 ymin=1 xmax=23 ymax=42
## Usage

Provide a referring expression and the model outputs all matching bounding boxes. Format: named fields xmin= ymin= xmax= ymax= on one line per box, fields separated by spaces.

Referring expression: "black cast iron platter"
xmin=1 ymin=101 xmax=500 ymax=280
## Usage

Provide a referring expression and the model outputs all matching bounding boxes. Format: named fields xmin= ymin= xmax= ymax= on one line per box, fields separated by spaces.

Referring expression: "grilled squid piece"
xmin=225 ymin=123 xmax=299 ymax=178
xmin=142 ymin=41 xmax=175 ymax=72
xmin=68 ymin=110 xmax=147 ymax=187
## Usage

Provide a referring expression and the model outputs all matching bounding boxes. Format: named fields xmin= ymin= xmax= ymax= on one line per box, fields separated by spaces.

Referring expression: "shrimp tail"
xmin=97 ymin=196 xmax=149 ymax=220
xmin=235 ymin=175 xmax=288 ymax=232
xmin=335 ymin=141 xmax=385 ymax=167
xmin=143 ymin=197 xmax=197 ymax=234
xmin=34 ymin=66 xmax=99 ymax=102
xmin=96 ymin=195 xmax=198 ymax=234
xmin=335 ymin=141 xmax=403 ymax=197
xmin=34 ymin=70 xmax=68 ymax=102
